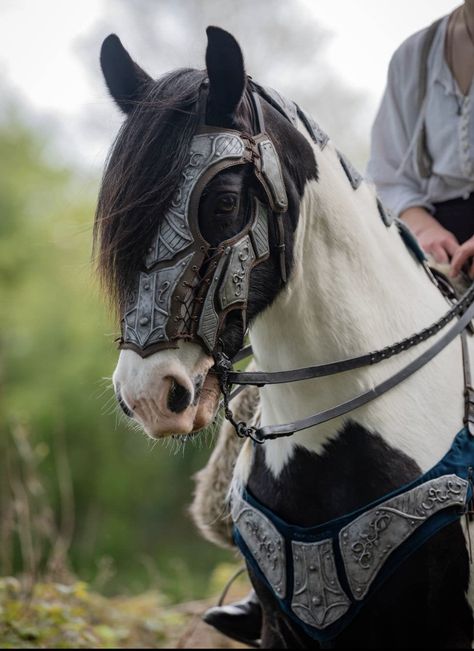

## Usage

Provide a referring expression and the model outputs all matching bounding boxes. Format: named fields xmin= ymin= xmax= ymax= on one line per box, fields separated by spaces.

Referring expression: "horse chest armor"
xmin=232 ymin=427 xmax=474 ymax=642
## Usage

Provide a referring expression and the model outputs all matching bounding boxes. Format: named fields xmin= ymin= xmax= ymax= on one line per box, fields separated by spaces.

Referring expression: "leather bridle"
xmin=214 ymin=264 xmax=474 ymax=444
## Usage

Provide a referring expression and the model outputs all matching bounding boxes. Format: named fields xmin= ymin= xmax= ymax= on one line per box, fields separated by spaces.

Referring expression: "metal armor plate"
xmin=297 ymin=106 xmax=329 ymax=149
xmin=196 ymin=253 xmax=230 ymax=353
xmin=258 ymin=139 xmax=288 ymax=212
xmin=232 ymin=491 xmax=287 ymax=599
xmin=337 ymin=151 xmax=363 ymax=190
xmin=339 ymin=474 xmax=468 ymax=600
xmin=291 ymin=539 xmax=351 ymax=630
xmin=145 ymin=133 xmax=246 ymax=268
xmin=377 ymin=197 xmax=394 ymax=226
xmin=122 ymin=253 xmax=193 ymax=348
xmin=260 ymin=85 xmax=299 ymax=127
xmin=250 ymin=198 xmax=271 ymax=260
xmin=219 ymin=235 xmax=256 ymax=311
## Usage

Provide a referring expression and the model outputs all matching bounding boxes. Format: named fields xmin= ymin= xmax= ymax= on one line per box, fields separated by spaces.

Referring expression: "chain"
xmin=216 ymin=278 xmax=474 ymax=442
xmin=369 ymin=280 xmax=474 ymax=365
xmin=214 ymin=352 xmax=264 ymax=444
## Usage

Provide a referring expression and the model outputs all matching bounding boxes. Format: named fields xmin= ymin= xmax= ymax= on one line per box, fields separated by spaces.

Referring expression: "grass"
xmin=0 ymin=573 xmax=248 ymax=649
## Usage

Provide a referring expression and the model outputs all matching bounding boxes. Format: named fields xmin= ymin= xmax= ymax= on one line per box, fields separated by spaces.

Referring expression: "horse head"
xmin=95 ymin=27 xmax=316 ymax=438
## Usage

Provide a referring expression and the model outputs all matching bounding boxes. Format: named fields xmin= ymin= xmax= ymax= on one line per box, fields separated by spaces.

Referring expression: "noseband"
xmin=119 ymin=83 xmax=288 ymax=358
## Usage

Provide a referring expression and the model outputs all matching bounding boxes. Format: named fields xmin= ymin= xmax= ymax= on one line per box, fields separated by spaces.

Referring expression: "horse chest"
xmin=241 ymin=420 xmax=473 ymax=647
xmin=247 ymin=421 xmax=421 ymax=526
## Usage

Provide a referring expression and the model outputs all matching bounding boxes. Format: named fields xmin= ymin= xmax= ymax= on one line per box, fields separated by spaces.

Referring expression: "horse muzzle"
xmin=113 ymin=347 xmax=220 ymax=438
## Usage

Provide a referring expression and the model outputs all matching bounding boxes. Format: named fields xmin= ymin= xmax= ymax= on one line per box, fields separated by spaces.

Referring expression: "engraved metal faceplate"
xmin=291 ymin=540 xmax=351 ymax=630
xmin=122 ymin=253 xmax=193 ymax=348
xmin=258 ymin=139 xmax=288 ymax=212
xmin=337 ymin=151 xmax=363 ymax=190
xmin=121 ymin=132 xmax=247 ymax=352
xmin=196 ymin=253 xmax=230 ymax=353
xmin=146 ymin=133 xmax=246 ymax=268
xmin=120 ymin=124 xmax=278 ymax=354
xmin=339 ymin=474 xmax=467 ymax=601
xmin=197 ymin=198 xmax=270 ymax=351
xmin=250 ymin=199 xmax=271 ymax=259
xmin=231 ymin=491 xmax=287 ymax=599
xmin=219 ymin=235 xmax=256 ymax=311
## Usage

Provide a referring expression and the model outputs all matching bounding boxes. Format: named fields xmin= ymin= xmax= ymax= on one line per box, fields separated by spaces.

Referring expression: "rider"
xmin=202 ymin=2 xmax=474 ymax=645
xmin=367 ymin=1 xmax=474 ymax=277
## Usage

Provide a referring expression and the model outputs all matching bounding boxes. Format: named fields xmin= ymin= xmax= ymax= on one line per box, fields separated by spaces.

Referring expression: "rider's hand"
xmin=400 ymin=206 xmax=459 ymax=264
xmin=451 ymin=235 xmax=474 ymax=279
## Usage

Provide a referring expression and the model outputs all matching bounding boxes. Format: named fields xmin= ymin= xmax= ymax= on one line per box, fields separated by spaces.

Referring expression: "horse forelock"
xmin=94 ymin=68 xmax=208 ymax=313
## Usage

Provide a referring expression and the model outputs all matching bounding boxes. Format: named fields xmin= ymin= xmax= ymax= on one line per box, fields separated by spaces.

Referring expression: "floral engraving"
xmin=351 ymin=512 xmax=392 ymax=569
xmin=340 ymin=475 xmax=468 ymax=601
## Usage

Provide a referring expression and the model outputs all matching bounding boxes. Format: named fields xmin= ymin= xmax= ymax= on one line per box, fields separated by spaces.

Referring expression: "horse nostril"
xmin=167 ymin=379 xmax=192 ymax=413
xmin=116 ymin=390 xmax=133 ymax=418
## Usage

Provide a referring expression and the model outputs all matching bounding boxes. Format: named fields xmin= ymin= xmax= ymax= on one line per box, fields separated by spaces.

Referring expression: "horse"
xmin=95 ymin=26 xmax=474 ymax=648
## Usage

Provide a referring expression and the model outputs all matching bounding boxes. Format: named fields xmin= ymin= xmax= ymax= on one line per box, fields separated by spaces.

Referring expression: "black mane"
xmin=94 ymin=68 xmax=207 ymax=312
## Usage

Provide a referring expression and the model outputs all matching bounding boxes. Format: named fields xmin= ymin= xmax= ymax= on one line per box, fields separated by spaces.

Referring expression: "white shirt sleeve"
xmin=366 ymin=35 xmax=434 ymax=218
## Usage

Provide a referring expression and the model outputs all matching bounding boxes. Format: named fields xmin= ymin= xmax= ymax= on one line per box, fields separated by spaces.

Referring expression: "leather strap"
xmin=417 ymin=17 xmax=443 ymax=178
xmin=226 ymin=279 xmax=474 ymax=386
xmin=249 ymin=300 xmax=474 ymax=441
xmin=462 ymin=330 xmax=474 ymax=436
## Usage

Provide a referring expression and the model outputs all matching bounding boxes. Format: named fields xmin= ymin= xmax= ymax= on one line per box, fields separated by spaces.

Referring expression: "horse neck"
xmin=247 ymin=142 xmax=464 ymax=479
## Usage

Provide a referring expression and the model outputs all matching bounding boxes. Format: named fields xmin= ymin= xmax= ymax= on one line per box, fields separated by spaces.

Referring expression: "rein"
xmin=214 ymin=273 xmax=474 ymax=444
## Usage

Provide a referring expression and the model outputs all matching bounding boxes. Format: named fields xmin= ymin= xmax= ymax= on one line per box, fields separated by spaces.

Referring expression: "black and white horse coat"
xmin=96 ymin=27 xmax=474 ymax=649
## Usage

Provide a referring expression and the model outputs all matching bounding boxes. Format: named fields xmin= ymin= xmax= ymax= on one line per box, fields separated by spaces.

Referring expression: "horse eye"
xmin=216 ymin=195 xmax=237 ymax=213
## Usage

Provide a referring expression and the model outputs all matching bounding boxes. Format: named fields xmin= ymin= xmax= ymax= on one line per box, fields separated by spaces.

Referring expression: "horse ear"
xmin=100 ymin=34 xmax=153 ymax=114
xmin=205 ymin=26 xmax=246 ymax=125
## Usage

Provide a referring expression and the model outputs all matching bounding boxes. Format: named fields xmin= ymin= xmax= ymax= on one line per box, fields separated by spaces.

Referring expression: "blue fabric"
xmin=234 ymin=426 xmax=473 ymax=642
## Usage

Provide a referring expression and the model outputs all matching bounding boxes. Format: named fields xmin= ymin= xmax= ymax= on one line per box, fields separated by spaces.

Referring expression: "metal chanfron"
xmin=145 ymin=132 xmax=246 ymax=268
xmin=121 ymin=131 xmax=250 ymax=354
xmin=339 ymin=474 xmax=468 ymax=601
xmin=232 ymin=491 xmax=287 ymax=599
xmin=120 ymin=89 xmax=289 ymax=357
xmin=291 ymin=540 xmax=351 ymax=630
xmin=197 ymin=198 xmax=271 ymax=352
xmin=196 ymin=253 xmax=230 ymax=354
xmin=121 ymin=253 xmax=193 ymax=349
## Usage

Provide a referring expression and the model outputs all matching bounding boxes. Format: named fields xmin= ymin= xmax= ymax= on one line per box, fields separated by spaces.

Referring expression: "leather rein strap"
xmin=216 ymin=277 xmax=474 ymax=443
xmin=228 ymin=277 xmax=474 ymax=386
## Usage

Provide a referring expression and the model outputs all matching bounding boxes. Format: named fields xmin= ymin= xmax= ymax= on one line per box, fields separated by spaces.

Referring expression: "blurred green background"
xmin=1 ymin=0 xmax=448 ymax=609
xmin=0 ymin=112 xmax=231 ymax=602
xmin=0 ymin=0 xmax=370 ymax=605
